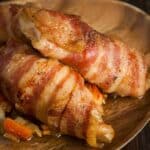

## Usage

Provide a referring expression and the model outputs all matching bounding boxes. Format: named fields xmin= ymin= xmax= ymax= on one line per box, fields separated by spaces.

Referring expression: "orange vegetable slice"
xmin=3 ymin=118 xmax=33 ymax=140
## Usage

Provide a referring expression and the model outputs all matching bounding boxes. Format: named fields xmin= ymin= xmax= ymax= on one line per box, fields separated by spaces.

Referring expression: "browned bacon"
xmin=0 ymin=40 xmax=114 ymax=147
xmin=0 ymin=5 xmax=10 ymax=43
xmin=0 ymin=4 xmax=21 ymax=44
xmin=14 ymin=7 xmax=149 ymax=98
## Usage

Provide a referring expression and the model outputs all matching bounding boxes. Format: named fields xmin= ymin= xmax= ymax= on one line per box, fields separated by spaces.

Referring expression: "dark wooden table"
xmin=123 ymin=124 xmax=150 ymax=150
xmin=122 ymin=1 xmax=150 ymax=150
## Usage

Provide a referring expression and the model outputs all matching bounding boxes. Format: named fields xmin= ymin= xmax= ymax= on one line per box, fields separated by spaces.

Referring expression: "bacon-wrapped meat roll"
xmin=0 ymin=40 xmax=114 ymax=147
xmin=13 ymin=7 xmax=149 ymax=98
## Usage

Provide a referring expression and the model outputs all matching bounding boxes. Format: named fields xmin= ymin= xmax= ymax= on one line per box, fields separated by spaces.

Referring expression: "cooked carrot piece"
xmin=3 ymin=118 xmax=33 ymax=140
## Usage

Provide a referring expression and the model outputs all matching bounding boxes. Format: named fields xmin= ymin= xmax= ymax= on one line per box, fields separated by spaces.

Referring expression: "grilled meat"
xmin=0 ymin=40 xmax=114 ymax=147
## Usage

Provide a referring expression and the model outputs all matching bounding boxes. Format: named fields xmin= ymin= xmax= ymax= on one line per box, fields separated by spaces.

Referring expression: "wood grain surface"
xmin=122 ymin=0 xmax=149 ymax=150
xmin=123 ymin=124 xmax=150 ymax=150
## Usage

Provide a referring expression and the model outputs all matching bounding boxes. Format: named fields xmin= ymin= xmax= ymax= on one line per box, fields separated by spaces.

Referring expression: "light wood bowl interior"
xmin=0 ymin=0 xmax=149 ymax=149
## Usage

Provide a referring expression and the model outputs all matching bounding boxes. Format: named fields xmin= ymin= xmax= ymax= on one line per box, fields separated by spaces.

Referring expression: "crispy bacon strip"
xmin=14 ymin=6 xmax=149 ymax=98
xmin=0 ymin=4 xmax=21 ymax=44
xmin=0 ymin=40 xmax=114 ymax=147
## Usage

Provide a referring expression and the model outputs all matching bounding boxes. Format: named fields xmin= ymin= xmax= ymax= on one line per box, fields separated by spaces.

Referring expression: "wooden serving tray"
xmin=0 ymin=0 xmax=149 ymax=149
